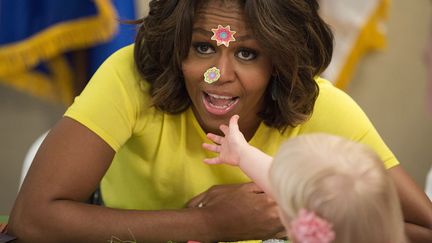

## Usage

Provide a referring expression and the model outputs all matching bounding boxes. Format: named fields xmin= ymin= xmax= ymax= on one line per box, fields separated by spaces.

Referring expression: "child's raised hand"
xmin=202 ymin=115 xmax=249 ymax=166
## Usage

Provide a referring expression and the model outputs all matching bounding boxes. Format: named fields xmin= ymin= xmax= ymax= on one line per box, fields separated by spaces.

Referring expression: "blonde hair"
xmin=269 ymin=133 xmax=406 ymax=243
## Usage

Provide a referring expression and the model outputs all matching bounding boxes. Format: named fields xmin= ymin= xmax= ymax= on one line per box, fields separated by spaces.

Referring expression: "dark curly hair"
xmin=134 ymin=0 xmax=333 ymax=132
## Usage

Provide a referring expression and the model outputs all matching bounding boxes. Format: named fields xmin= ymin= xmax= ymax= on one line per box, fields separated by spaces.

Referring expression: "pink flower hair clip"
xmin=204 ymin=66 xmax=221 ymax=84
xmin=290 ymin=209 xmax=335 ymax=243
xmin=211 ymin=25 xmax=236 ymax=47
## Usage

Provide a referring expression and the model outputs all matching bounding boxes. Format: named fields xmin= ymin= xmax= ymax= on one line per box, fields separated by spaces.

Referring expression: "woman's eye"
xmin=237 ymin=49 xmax=257 ymax=61
xmin=193 ymin=43 xmax=215 ymax=54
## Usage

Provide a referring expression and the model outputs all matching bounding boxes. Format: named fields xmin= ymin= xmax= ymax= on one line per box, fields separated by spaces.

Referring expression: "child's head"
xmin=269 ymin=133 xmax=406 ymax=243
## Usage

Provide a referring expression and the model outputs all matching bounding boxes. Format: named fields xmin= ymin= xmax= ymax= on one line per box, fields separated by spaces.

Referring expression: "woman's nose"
xmin=216 ymin=53 xmax=235 ymax=84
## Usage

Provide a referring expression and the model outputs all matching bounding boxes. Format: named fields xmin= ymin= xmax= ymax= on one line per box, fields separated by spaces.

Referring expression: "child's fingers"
xmin=202 ymin=143 xmax=221 ymax=153
xmin=203 ymin=157 xmax=221 ymax=164
xmin=219 ymin=124 xmax=229 ymax=135
xmin=206 ymin=133 xmax=223 ymax=144
xmin=229 ymin=115 xmax=240 ymax=131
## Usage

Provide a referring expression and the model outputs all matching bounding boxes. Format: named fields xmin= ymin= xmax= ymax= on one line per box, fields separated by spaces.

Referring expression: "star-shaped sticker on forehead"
xmin=211 ymin=25 xmax=236 ymax=47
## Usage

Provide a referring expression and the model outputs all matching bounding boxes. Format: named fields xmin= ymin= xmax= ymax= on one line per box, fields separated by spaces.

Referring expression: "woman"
xmin=9 ymin=0 xmax=432 ymax=242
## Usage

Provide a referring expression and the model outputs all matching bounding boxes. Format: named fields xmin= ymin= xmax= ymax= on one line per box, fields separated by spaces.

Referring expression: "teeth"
xmin=207 ymin=93 xmax=233 ymax=100
xmin=209 ymin=103 xmax=230 ymax=109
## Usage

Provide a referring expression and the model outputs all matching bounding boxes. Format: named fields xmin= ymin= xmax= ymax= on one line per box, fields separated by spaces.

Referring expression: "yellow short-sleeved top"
xmin=64 ymin=45 xmax=399 ymax=210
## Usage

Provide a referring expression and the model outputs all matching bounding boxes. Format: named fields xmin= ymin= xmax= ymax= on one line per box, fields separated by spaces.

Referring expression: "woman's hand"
xmin=187 ymin=182 xmax=286 ymax=241
xmin=202 ymin=115 xmax=250 ymax=166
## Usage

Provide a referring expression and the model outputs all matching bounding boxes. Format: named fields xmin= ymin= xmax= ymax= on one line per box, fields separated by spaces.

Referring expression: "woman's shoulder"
xmin=97 ymin=44 xmax=151 ymax=96
xmin=314 ymin=76 xmax=358 ymax=109
xmin=107 ymin=44 xmax=135 ymax=63
xmin=315 ymin=77 xmax=345 ymax=95
xmin=65 ymin=44 xmax=155 ymax=150
xmin=303 ymin=76 xmax=371 ymax=132
xmin=101 ymin=44 xmax=141 ymax=79
xmin=307 ymin=77 xmax=398 ymax=169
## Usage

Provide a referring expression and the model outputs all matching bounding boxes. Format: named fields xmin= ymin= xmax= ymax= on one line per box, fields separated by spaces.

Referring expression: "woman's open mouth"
xmin=202 ymin=92 xmax=239 ymax=116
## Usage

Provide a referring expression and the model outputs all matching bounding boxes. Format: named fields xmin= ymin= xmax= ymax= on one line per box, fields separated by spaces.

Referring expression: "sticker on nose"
xmin=211 ymin=25 xmax=236 ymax=47
xmin=204 ymin=67 xmax=221 ymax=84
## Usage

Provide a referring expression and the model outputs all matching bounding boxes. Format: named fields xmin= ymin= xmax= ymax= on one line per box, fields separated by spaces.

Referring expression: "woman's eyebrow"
xmin=192 ymin=27 xmax=251 ymax=41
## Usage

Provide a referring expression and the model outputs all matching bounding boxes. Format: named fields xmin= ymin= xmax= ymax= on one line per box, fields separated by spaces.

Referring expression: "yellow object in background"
xmin=319 ymin=0 xmax=390 ymax=89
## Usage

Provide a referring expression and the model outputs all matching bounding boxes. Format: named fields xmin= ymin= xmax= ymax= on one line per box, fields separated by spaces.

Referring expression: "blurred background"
xmin=1 ymin=0 xmax=431 ymax=215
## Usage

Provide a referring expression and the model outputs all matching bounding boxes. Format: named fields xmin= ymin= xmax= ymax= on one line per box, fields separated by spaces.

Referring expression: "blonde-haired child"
xmin=203 ymin=115 xmax=407 ymax=243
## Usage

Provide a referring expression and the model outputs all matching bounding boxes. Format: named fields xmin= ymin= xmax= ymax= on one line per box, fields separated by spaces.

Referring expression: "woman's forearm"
xmin=9 ymin=200 xmax=215 ymax=242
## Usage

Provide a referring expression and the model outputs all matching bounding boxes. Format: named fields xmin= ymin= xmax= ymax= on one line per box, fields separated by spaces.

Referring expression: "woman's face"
xmin=182 ymin=0 xmax=273 ymax=138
